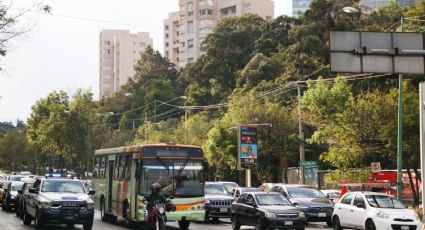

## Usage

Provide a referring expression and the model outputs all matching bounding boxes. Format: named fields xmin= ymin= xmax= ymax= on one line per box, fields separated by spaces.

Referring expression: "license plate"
xmin=401 ymin=226 xmax=410 ymax=230
xmin=284 ymin=221 xmax=293 ymax=225
xmin=64 ymin=215 xmax=75 ymax=220
xmin=318 ymin=212 xmax=326 ymax=217
xmin=220 ymin=208 xmax=227 ymax=212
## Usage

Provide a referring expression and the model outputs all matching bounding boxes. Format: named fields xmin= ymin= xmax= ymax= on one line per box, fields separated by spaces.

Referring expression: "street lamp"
xmin=343 ymin=6 xmax=404 ymax=200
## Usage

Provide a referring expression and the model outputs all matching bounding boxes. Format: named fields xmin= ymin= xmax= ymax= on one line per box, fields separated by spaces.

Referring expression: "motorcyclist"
xmin=145 ymin=183 xmax=167 ymax=229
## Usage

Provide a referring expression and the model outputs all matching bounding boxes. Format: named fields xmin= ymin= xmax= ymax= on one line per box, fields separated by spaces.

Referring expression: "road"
xmin=0 ymin=209 xmax=332 ymax=230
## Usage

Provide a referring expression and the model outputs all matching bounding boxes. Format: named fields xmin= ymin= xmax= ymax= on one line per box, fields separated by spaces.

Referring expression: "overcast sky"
xmin=0 ymin=0 xmax=291 ymax=124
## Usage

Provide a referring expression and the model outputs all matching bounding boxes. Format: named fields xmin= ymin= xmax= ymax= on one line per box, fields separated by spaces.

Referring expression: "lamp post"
xmin=343 ymin=6 xmax=405 ymax=200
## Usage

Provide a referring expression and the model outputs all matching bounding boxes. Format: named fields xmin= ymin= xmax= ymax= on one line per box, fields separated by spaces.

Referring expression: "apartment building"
xmin=164 ymin=0 xmax=274 ymax=67
xmin=99 ymin=30 xmax=153 ymax=98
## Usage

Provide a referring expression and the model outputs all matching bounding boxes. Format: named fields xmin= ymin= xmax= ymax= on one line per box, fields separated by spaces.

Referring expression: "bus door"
xmin=108 ymin=160 xmax=114 ymax=212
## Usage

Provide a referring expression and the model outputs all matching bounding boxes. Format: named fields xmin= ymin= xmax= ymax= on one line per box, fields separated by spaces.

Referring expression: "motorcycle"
xmin=145 ymin=199 xmax=175 ymax=230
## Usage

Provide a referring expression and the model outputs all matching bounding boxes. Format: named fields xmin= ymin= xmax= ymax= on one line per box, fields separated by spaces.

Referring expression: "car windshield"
xmin=223 ymin=182 xmax=239 ymax=192
xmin=242 ymin=188 xmax=261 ymax=193
xmin=205 ymin=183 xmax=229 ymax=195
xmin=10 ymin=176 xmax=26 ymax=181
xmin=256 ymin=193 xmax=292 ymax=206
xmin=286 ymin=187 xmax=326 ymax=198
xmin=41 ymin=180 xmax=85 ymax=193
xmin=366 ymin=195 xmax=406 ymax=209
xmin=11 ymin=182 xmax=25 ymax=191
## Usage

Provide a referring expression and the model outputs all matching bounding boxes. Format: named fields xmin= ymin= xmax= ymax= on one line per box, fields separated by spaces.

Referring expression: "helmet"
xmin=151 ymin=183 xmax=161 ymax=195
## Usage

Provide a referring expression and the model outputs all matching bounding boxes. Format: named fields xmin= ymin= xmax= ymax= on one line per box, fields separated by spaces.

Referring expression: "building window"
xmin=165 ymin=25 xmax=169 ymax=30
xmin=140 ymin=42 xmax=146 ymax=50
xmin=165 ymin=33 xmax=169 ymax=39
xmin=187 ymin=2 xmax=194 ymax=16
xmin=200 ymin=18 xmax=213 ymax=27
xmin=187 ymin=20 xmax=194 ymax=33
xmin=200 ymin=0 xmax=213 ymax=6
xmin=188 ymin=39 xmax=194 ymax=48
xmin=165 ymin=42 xmax=169 ymax=48
xmin=200 ymin=9 xmax=213 ymax=15
xmin=165 ymin=51 xmax=169 ymax=57
xmin=104 ymin=41 xmax=110 ymax=45
xmin=188 ymin=57 xmax=194 ymax=63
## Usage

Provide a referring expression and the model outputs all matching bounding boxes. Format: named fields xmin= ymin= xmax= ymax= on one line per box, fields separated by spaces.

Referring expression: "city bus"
xmin=92 ymin=143 xmax=206 ymax=229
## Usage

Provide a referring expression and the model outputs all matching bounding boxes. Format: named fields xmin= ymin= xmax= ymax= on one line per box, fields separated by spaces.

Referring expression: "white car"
xmin=332 ymin=191 xmax=420 ymax=230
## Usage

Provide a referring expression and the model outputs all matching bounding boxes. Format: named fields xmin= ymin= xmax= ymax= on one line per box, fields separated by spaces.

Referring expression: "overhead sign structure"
xmin=238 ymin=125 xmax=258 ymax=169
xmin=330 ymin=31 xmax=425 ymax=74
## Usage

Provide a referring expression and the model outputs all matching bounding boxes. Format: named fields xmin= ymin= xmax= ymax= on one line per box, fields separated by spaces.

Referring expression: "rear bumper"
xmin=39 ymin=208 xmax=94 ymax=224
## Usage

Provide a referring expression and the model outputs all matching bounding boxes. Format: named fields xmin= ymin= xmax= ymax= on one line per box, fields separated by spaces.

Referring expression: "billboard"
xmin=238 ymin=125 xmax=258 ymax=169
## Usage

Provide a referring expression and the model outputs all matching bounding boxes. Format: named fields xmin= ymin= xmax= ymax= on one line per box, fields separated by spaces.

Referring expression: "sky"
xmin=0 ymin=0 xmax=291 ymax=124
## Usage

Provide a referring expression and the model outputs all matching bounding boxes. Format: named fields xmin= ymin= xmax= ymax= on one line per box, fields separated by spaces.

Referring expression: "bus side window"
xmin=120 ymin=155 xmax=126 ymax=181
xmin=100 ymin=157 xmax=106 ymax=179
xmin=125 ymin=154 xmax=132 ymax=181
xmin=115 ymin=155 xmax=120 ymax=181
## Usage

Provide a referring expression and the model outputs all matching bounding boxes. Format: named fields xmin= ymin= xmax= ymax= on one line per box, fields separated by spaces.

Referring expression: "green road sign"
xmin=299 ymin=161 xmax=318 ymax=167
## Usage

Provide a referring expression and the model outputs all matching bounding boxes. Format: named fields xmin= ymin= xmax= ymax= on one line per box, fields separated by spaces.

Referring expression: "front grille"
xmin=309 ymin=207 xmax=333 ymax=213
xmin=210 ymin=200 xmax=233 ymax=206
xmin=277 ymin=213 xmax=298 ymax=218
xmin=394 ymin=218 xmax=414 ymax=222
xmin=391 ymin=225 xmax=417 ymax=230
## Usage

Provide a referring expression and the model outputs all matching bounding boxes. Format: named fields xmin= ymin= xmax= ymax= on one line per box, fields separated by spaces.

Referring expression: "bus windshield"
xmin=139 ymin=159 xmax=204 ymax=198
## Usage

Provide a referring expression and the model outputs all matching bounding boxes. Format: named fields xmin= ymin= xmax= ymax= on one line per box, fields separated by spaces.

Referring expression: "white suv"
xmin=332 ymin=192 xmax=420 ymax=230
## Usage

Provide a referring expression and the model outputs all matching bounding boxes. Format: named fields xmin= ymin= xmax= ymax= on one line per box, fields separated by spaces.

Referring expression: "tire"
xmin=23 ymin=209 xmax=32 ymax=225
xmin=212 ymin=217 xmax=219 ymax=223
xmin=231 ymin=216 xmax=241 ymax=230
xmin=365 ymin=219 xmax=376 ymax=230
xmin=100 ymin=198 xmax=107 ymax=222
xmin=178 ymin=220 xmax=190 ymax=230
xmin=83 ymin=220 xmax=93 ymax=230
xmin=158 ymin=219 xmax=166 ymax=230
xmin=332 ymin=216 xmax=343 ymax=230
xmin=34 ymin=209 xmax=44 ymax=229
xmin=327 ymin=219 xmax=333 ymax=227
xmin=255 ymin=217 xmax=265 ymax=230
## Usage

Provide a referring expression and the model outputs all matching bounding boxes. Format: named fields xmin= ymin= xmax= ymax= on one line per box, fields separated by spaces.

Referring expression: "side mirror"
xmin=292 ymin=201 xmax=298 ymax=206
xmin=29 ymin=188 xmax=38 ymax=194
xmin=356 ymin=203 xmax=365 ymax=209
xmin=18 ymin=189 xmax=23 ymax=194
xmin=88 ymin=189 xmax=95 ymax=195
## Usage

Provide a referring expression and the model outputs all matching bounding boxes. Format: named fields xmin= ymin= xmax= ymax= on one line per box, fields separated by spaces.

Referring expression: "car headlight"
xmin=10 ymin=195 xmax=16 ymax=199
xmin=376 ymin=210 xmax=389 ymax=219
xmin=38 ymin=201 xmax=51 ymax=209
xmin=299 ymin=211 xmax=305 ymax=218
xmin=205 ymin=199 xmax=210 ymax=205
xmin=265 ymin=212 xmax=277 ymax=218
xmin=87 ymin=202 xmax=95 ymax=209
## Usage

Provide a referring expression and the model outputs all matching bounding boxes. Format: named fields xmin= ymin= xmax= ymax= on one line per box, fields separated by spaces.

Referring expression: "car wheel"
xmin=66 ymin=223 xmax=74 ymax=229
xmin=34 ymin=209 xmax=44 ymax=229
xmin=327 ymin=219 xmax=333 ymax=227
xmin=212 ymin=217 xmax=219 ymax=223
xmin=23 ymin=209 xmax=32 ymax=225
xmin=83 ymin=220 xmax=93 ymax=230
xmin=178 ymin=220 xmax=190 ymax=229
xmin=231 ymin=216 xmax=241 ymax=230
xmin=255 ymin=217 xmax=265 ymax=230
xmin=100 ymin=198 xmax=107 ymax=222
xmin=333 ymin=216 xmax=343 ymax=230
xmin=365 ymin=219 xmax=376 ymax=230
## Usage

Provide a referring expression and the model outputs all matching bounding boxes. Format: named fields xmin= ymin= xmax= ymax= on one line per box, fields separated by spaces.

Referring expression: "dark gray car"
xmin=270 ymin=184 xmax=334 ymax=226
xmin=204 ymin=182 xmax=235 ymax=222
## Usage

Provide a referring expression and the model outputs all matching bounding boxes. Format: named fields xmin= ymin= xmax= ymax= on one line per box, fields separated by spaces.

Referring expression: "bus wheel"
xmin=178 ymin=220 xmax=190 ymax=230
xmin=100 ymin=199 xmax=107 ymax=222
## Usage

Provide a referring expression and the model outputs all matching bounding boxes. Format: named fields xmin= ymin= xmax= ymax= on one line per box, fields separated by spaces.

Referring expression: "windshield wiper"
xmin=156 ymin=156 xmax=170 ymax=173
xmin=177 ymin=156 xmax=191 ymax=176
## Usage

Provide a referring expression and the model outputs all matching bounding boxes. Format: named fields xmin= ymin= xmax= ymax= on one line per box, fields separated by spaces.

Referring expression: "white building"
xmin=164 ymin=0 xmax=274 ymax=68
xmin=99 ymin=30 xmax=153 ymax=98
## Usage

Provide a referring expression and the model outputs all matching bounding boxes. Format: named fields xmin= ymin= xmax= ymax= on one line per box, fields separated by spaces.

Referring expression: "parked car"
xmin=204 ymin=182 xmax=235 ymax=222
xmin=231 ymin=191 xmax=306 ymax=230
xmin=232 ymin=187 xmax=262 ymax=198
xmin=321 ymin=189 xmax=341 ymax=203
xmin=9 ymin=175 xmax=28 ymax=182
xmin=16 ymin=181 xmax=35 ymax=218
xmin=332 ymin=191 xmax=420 ymax=230
xmin=22 ymin=174 xmax=95 ymax=229
xmin=220 ymin=181 xmax=240 ymax=194
xmin=270 ymin=184 xmax=334 ymax=226
xmin=2 ymin=181 xmax=24 ymax=211
xmin=19 ymin=171 xmax=32 ymax=176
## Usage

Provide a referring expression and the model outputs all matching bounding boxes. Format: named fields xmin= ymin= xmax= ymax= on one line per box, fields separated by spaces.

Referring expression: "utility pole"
xmin=144 ymin=112 xmax=148 ymax=141
xmin=397 ymin=16 xmax=404 ymax=201
xmin=153 ymin=100 xmax=157 ymax=126
xmin=419 ymin=83 xmax=425 ymax=225
xmin=298 ymin=83 xmax=305 ymax=184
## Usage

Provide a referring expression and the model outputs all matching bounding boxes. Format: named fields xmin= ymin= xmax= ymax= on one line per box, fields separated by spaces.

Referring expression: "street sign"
xmin=298 ymin=161 xmax=317 ymax=167
xmin=371 ymin=162 xmax=381 ymax=173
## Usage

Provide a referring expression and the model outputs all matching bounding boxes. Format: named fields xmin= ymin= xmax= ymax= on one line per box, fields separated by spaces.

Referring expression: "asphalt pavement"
xmin=0 ymin=208 xmax=332 ymax=230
